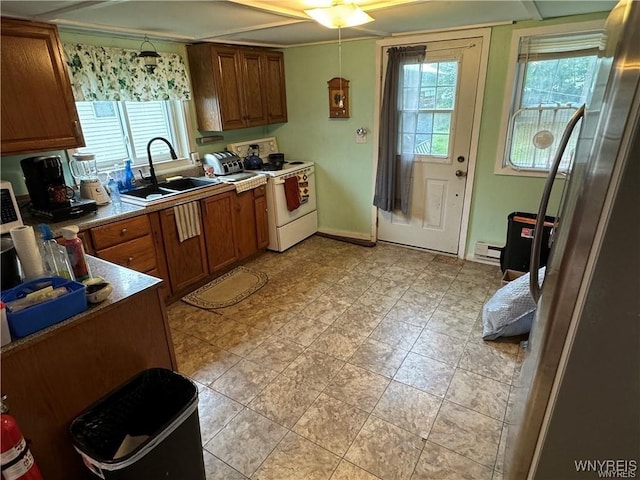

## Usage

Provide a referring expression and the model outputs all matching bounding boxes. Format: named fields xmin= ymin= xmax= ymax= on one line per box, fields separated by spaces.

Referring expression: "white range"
xmin=226 ymin=137 xmax=317 ymax=252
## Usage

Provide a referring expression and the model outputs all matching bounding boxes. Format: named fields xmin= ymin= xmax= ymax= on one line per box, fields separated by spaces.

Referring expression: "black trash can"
xmin=70 ymin=368 xmax=205 ymax=480
xmin=500 ymin=211 xmax=556 ymax=273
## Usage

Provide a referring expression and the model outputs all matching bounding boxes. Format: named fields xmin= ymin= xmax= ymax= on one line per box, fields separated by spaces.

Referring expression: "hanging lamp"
xmin=305 ymin=1 xmax=374 ymax=29
xmin=138 ymin=35 xmax=160 ymax=73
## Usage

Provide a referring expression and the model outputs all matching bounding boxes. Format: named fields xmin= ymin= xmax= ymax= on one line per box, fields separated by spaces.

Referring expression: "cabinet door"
xmin=240 ymin=50 xmax=268 ymax=127
xmin=235 ymin=190 xmax=258 ymax=261
xmin=1 ymin=18 xmax=84 ymax=155
xmin=264 ymin=51 xmax=288 ymax=125
xmin=202 ymin=192 xmax=238 ymax=272
xmin=254 ymin=188 xmax=269 ymax=250
xmin=212 ymin=46 xmax=247 ymax=130
xmin=160 ymin=208 xmax=208 ymax=293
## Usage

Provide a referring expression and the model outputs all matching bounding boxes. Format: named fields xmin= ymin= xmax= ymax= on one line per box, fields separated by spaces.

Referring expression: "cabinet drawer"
xmin=91 ymin=215 xmax=151 ymax=250
xmin=254 ymin=185 xmax=266 ymax=197
xmin=96 ymin=235 xmax=156 ymax=272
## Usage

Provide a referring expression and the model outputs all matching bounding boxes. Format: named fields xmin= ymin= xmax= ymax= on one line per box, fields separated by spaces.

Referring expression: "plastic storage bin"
xmin=1 ymin=276 xmax=87 ymax=338
xmin=70 ymin=368 xmax=205 ymax=480
xmin=500 ymin=212 xmax=555 ymax=273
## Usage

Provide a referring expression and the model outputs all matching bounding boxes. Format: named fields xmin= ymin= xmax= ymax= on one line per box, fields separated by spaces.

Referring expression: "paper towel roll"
xmin=10 ymin=225 xmax=44 ymax=280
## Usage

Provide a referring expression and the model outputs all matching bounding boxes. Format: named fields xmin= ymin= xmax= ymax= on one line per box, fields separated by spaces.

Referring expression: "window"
xmin=75 ymin=100 xmax=190 ymax=171
xmin=498 ymin=22 xmax=604 ymax=174
xmin=399 ymin=60 xmax=458 ymax=159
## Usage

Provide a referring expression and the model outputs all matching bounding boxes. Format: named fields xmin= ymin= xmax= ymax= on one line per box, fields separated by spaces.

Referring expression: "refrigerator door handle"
xmin=530 ymin=105 xmax=585 ymax=302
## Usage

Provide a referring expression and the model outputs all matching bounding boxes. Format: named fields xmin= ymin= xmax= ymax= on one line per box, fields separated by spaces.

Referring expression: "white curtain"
xmin=63 ymin=43 xmax=191 ymax=102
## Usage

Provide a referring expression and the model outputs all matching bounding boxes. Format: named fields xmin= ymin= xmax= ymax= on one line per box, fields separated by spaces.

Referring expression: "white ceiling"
xmin=0 ymin=0 xmax=616 ymax=47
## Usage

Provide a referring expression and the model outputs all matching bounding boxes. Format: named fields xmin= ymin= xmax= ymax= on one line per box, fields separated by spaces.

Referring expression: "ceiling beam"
xmin=55 ymin=19 xmax=197 ymax=42
xmin=226 ymin=0 xmax=311 ymax=19
xmin=33 ymin=0 xmax=129 ymax=21
xmin=518 ymin=0 xmax=543 ymax=20
xmin=196 ymin=18 xmax=310 ymax=39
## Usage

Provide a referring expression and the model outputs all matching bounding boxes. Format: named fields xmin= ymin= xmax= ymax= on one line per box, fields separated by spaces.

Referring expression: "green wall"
xmin=277 ymin=39 xmax=377 ymax=238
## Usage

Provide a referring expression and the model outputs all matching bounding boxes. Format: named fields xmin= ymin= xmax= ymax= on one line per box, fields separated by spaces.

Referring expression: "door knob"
xmin=455 ymin=170 xmax=467 ymax=177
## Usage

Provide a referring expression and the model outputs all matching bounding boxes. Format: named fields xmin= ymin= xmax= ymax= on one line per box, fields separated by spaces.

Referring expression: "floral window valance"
xmin=63 ymin=43 xmax=191 ymax=102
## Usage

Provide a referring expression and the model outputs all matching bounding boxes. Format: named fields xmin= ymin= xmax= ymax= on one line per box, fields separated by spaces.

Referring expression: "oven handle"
xmin=273 ymin=170 xmax=314 ymax=185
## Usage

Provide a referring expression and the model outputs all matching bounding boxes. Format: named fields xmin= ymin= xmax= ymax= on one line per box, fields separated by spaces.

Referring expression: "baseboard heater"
xmin=474 ymin=241 xmax=502 ymax=264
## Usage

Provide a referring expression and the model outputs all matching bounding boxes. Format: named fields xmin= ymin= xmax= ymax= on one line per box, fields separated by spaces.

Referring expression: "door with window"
xmin=377 ymin=38 xmax=482 ymax=254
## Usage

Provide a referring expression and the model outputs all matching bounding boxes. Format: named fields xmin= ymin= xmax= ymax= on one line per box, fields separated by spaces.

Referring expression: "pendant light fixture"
xmin=138 ymin=35 xmax=160 ymax=73
xmin=305 ymin=1 xmax=374 ymax=29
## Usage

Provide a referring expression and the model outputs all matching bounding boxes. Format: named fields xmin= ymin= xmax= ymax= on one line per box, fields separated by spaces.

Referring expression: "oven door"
xmin=271 ymin=167 xmax=316 ymax=227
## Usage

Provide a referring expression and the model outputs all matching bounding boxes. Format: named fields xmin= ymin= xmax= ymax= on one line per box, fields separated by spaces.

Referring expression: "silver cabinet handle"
xmin=530 ymin=105 xmax=585 ymax=303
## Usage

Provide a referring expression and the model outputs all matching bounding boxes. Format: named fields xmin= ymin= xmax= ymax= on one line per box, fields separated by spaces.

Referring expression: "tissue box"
xmin=1 ymin=276 xmax=87 ymax=338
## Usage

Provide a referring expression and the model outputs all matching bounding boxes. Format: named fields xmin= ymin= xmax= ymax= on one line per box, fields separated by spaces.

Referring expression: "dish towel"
xmin=297 ymin=172 xmax=309 ymax=205
xmin=235 ymin=174 xmax=267 ymax=193
xmin=284 ymin=176 xmax=301 ymax=211
xmin=173 ymin=201 xmax=201 ymax=243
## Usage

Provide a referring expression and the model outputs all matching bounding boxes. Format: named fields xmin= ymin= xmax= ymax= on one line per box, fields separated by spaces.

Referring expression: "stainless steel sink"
xmin=158 ymin=177 xmax=221 ymax=191
xmin=120 ymin=177 xmax=223 ymax=206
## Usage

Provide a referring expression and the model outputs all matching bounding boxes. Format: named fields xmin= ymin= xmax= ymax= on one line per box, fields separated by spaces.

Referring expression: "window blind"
xmin=518 ymin=31 xmax=604 ymax=62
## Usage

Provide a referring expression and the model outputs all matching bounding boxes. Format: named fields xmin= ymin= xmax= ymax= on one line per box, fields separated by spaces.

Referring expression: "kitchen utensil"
xmin=244 ymin=144 xmax=263 ymax=170
xmin=267 ymin=153 xmax=285 ymax=170
xmin=203 ymin=151 xmax=244 ymax=175
xmin=71 ymin=152 xmax=110 ymax=205
xmin=20 ymin=156 xmax=97 ymax=220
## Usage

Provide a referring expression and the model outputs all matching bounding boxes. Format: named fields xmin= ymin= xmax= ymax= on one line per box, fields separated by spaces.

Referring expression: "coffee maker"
xmin=20 ymin=156 xmax=97 ymax=221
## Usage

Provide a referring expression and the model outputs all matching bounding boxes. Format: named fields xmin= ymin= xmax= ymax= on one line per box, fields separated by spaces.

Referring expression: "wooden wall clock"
xmin=328 ymin=77 xmax=349 ymax=118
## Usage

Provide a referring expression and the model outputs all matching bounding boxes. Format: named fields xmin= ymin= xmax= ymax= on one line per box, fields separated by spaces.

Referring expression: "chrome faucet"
xmin=146 ymin=137 xmax=178 ymax=190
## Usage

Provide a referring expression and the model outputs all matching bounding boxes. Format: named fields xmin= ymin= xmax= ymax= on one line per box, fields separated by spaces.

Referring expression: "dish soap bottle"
xmin=38 ymin=224 xmax=75 ymax=280
xmin=61 ymin=225 xmax=91 ymax=281
xmin=124 ymin=160 xmax=136 ymax=191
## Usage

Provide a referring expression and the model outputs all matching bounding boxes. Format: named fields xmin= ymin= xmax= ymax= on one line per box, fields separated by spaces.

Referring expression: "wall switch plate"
xmin=356 ymin=133 xmax=367 ymax=144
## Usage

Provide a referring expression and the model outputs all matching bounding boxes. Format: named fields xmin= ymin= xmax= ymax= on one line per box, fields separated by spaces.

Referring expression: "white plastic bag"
xmin=482 ymin=268 xmax=545 ymax=340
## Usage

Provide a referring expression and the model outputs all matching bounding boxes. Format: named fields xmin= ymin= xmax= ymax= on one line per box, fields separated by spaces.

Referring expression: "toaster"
xmin=202 ymin=151 xmax=244 ymax=175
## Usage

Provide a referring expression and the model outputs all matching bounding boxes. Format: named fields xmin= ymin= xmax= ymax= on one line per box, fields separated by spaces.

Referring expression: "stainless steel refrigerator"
xmin=504 ymin=0 xmax=640 ymax=478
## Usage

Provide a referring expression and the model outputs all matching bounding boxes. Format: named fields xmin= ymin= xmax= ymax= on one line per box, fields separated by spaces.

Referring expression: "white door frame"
xmin=371 ymin=27 xmax=492 ymax=259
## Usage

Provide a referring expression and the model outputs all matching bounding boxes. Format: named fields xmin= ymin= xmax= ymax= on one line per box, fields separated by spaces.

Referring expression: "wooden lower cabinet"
xmin=254 ymin=186 xmax=269 ymax=250
xmin=235 ymin=189 xmax=258 ymax=261
xmin=90 ymin=213 xmax=170 ymax=301
xmin=0 ymin=271 xmax=174 ymax=479
xmin=159 ymin=207 xmax=209 ymax=294
xmin=202 ymin=191 xmax=238 ymax=272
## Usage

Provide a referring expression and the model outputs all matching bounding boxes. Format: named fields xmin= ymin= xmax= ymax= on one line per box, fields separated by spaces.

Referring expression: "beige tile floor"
xmin=166 ymin=235 xmax=525 ymax=480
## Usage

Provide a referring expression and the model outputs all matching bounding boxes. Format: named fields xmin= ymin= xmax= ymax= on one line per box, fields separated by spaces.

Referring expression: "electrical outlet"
xmin=356 ymin=133 xmax=367 ymax=144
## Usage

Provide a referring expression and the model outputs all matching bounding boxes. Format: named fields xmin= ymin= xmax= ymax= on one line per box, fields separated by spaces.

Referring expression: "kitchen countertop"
xmin=1 ymin=255 xmax=164 ymax=355
xmin=23 ymin=180 xmax=237 ymax=236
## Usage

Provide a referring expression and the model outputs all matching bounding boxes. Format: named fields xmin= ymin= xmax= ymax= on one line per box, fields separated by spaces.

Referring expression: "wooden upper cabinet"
xmin=212 ymin=45 xmax=246 ymax=130
xmin=240 ymin=50 xmax=269 ymax=127
xmin=187 ymin=43 xmax=287 ymax=131
xmin=264 ymin=51 xmax=288 ymax=125
xmin=1 ymin=18 xmax=84 ymax=155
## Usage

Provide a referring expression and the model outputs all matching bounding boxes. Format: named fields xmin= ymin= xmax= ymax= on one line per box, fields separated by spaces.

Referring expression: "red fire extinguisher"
xmin=1 ymin=395 xmax=43 ymax=480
